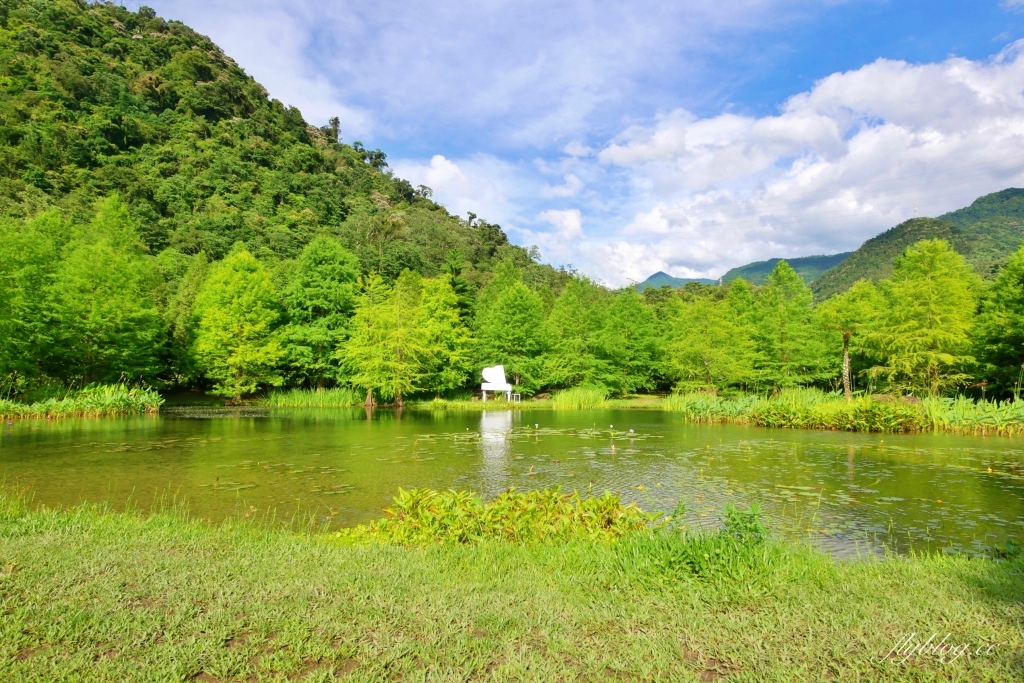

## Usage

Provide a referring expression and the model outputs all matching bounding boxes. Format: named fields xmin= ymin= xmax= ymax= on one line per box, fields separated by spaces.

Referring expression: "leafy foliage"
xmin=193 ymin=247 xmax=284 ymax=400
xmin=334 ymin=487 xmax=657 ymax=545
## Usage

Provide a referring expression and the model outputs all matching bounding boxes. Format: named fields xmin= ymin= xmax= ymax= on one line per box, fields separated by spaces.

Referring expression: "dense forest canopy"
xmin=2 ymin=1 xmax=1024 ymax=404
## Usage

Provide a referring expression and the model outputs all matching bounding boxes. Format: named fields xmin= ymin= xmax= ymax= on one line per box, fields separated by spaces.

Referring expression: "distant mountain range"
xmin=636 ymin=188 xmax=1024 ymax=298
xmin=721 ymin=253 xmax=852 ymax=285
xmin=634 ymin=272 xmax=718 ymax=290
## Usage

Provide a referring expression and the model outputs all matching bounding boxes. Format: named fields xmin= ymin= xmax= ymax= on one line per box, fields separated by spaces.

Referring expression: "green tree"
xmin=48 ymin=198 xmax=164 ymax=383
xmin=865 ymin=239 xmax=980 ymax=395
xmin=417 ymin=276 xmax=474 ymax=396
xmin=282 ymin=236 xmax=360 ymax=388
xmin=193 ymin=247 xmax=285 ymax=401
xmin=544 ymin=279 xmax=611 ymax=390
xmin=593 ymin=289 xmax=664 ymax=394
xmin=341 ymin=271 xmax=428 ymax=406
xmin=163 ymin=253 xmax=210 ymax=385
xmin=474 ymin=262 xmax=551 ymax=392
xmin=975 ymin=244 xmax=1024 ymax=395
xmin=0 ymin=212 xmax=65 ymax=378
xmin=668 ymin=294 xmax=756 ymax=394
xmin=755 ymin=261 xmax=832 ymax=389
xmin=817 ymin=280 xmax=879 ymax=400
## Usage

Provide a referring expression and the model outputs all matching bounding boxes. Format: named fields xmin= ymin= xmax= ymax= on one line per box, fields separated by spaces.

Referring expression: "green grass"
xmin=0 ymin=383 xmax=163 ymax=419
xmin=1 ymin=489 xmax=1022 ymax=681
xmin=258 ymin=387 xmax=363 ymax=408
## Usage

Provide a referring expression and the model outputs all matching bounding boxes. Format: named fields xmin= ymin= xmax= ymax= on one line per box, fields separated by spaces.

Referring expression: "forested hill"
xmin=721 ymin=253 xmax=851 ymax=286
xmin=0 ymin=0 xmax=563 ymax=290
xmin=812 ymin=188 xmax=1024 ymax=299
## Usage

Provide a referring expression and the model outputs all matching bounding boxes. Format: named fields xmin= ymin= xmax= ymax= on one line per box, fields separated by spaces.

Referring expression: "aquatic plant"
xmin=334 ymin=487 xmax=656 ymax=545
xmin=550 ymin=386 xmax=610 ymax=410
xmin=0 ymin=383 xmax=163 ymax=419
xmin=259 ymin=387 xmax=363 ymax=408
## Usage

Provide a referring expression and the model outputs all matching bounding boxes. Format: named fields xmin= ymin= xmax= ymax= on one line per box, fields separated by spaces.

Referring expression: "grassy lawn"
xmin=1 ymin=495 xmax=1022 ymax=682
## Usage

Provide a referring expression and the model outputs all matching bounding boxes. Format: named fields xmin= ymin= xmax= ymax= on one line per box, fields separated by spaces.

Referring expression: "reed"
xmin=550 ymin=386 xmax=609 ymax=410
xmin=0 ymin=383 xmax=163 ymax=419
xmin=259 ymin=386 xmax=362 ymax=408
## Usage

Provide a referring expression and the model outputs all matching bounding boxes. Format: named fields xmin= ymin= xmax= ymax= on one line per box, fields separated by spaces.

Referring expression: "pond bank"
xmin=1 ymin=491 xmax=1021 ymax=681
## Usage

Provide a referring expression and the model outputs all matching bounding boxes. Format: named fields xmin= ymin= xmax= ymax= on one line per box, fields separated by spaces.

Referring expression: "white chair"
xmin=481 ymin=365 xmax=512 ymax=401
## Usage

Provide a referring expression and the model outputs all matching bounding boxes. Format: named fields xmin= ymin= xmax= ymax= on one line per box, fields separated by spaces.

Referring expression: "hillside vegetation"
xmin=813 ymin=189 xmax=1024 ymax=299
xmin=722 ymin=252 xmax=851 ymax=286
xmin=0 ymin=0 xmax=561 ymax=288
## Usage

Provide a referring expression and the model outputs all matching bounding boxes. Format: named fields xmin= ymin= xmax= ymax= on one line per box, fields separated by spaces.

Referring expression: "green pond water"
xmin=2 ymin=407 xmax=1023 ymax=556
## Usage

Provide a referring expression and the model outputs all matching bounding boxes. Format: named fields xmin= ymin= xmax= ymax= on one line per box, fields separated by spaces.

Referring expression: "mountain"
xmin=812 ymin=189 xmax=1024 ymax=299
xmin=0 ymin=0 xmax=567 ymax=293
xmin=634 ymin=272 xmax=717 ymax=291
xmin=721 ymin=253 xmax=852 ymax=286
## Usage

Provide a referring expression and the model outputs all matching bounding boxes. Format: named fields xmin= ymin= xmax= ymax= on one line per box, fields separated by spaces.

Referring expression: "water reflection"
xmin=479 ymin=411 xmax=513 ymax=492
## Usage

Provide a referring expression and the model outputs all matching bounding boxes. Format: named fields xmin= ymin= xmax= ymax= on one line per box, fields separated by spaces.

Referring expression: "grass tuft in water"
xmin=0 ymin=383 xmax=163 ymax=420
xmin=258 ymin=387 xmax=362 ymax=408
xmin=551 ymin=386 xmax=609 ymax=410
xmin=661 ymin=388 xmax=1024 ymax=435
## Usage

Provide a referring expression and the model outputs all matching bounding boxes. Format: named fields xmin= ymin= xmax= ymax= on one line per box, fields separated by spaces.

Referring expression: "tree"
xmin=281 ymin=236 xmax=360 ymax=388
xmin=817 ymin=280 xmax=879 ymax=400
xmin=163 ymin=252 xmax=210 ymax=384
xmin=754 ymin=261 xmax=832 ymax=389
xmin=864 ymin=239 xmax=980 ymax=395
xmin=48 ymin=198 xmax=164 ymax=383
xmin=667 ymin=294 xmax=756 ymax=394
xmin=193 ymin=247 xmax=285 ymax=401
xmin=544 ymin=279 xmax=612 ymax=390
xmin=975 ymin=244 xmax=1024 ymax=395
xmin=474 ymin=262 xmax=551 ymax=392
xmin=0 ymin=212 xmax=64 ymax=378
xmin=593 ymin=289 xmax=664 ymax=394
xmin=417 ymin=276 xmax=474 ymax=396
xmin=341 ymin=270 xmax=428 ymax=406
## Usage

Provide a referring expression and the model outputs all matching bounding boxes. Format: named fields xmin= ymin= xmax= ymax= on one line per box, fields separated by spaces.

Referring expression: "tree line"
xmin=2 ymin=197 xmax=1023 ymax=404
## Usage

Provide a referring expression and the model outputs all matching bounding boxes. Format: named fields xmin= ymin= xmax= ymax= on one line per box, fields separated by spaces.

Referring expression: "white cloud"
xmin=540 ymin=174 xmax=584 ymax=198
xmin=588 ymin=42 xmax=1024 ymax=285
xmin=538 ymin=209 xmax=584 ymax=239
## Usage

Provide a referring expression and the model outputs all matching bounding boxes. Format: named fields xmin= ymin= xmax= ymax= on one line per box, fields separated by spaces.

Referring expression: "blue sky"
xmin=125 ymin=1 xmax=1024 ymax=285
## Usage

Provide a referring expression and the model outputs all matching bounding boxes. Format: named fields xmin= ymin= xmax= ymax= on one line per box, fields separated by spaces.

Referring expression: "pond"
xmin=2 ymin=407 xmax=1023 ymax=557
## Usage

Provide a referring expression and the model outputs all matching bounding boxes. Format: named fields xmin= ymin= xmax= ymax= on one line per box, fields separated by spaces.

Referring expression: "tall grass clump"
xmin=551 ymin=386 xmax=609 ymax=410
xmin=922 ymin=396 xmax=1024 ymax=436
xmin=0 ymin=383 xmax=163 ymax=419
xmin=334 ymin=487 xmax=656 ymax=545
xmin=662 ymin=388 xmax=932 ymax=433
xmin=260 ymin=387 xmax=362 ymax=408
xmin=660 ymin=392 xmax=762 ymax=422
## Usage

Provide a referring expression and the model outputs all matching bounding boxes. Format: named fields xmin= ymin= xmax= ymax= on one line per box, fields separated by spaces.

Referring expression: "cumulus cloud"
xmin=589 ymin=42 xmax=1024 ymax=284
